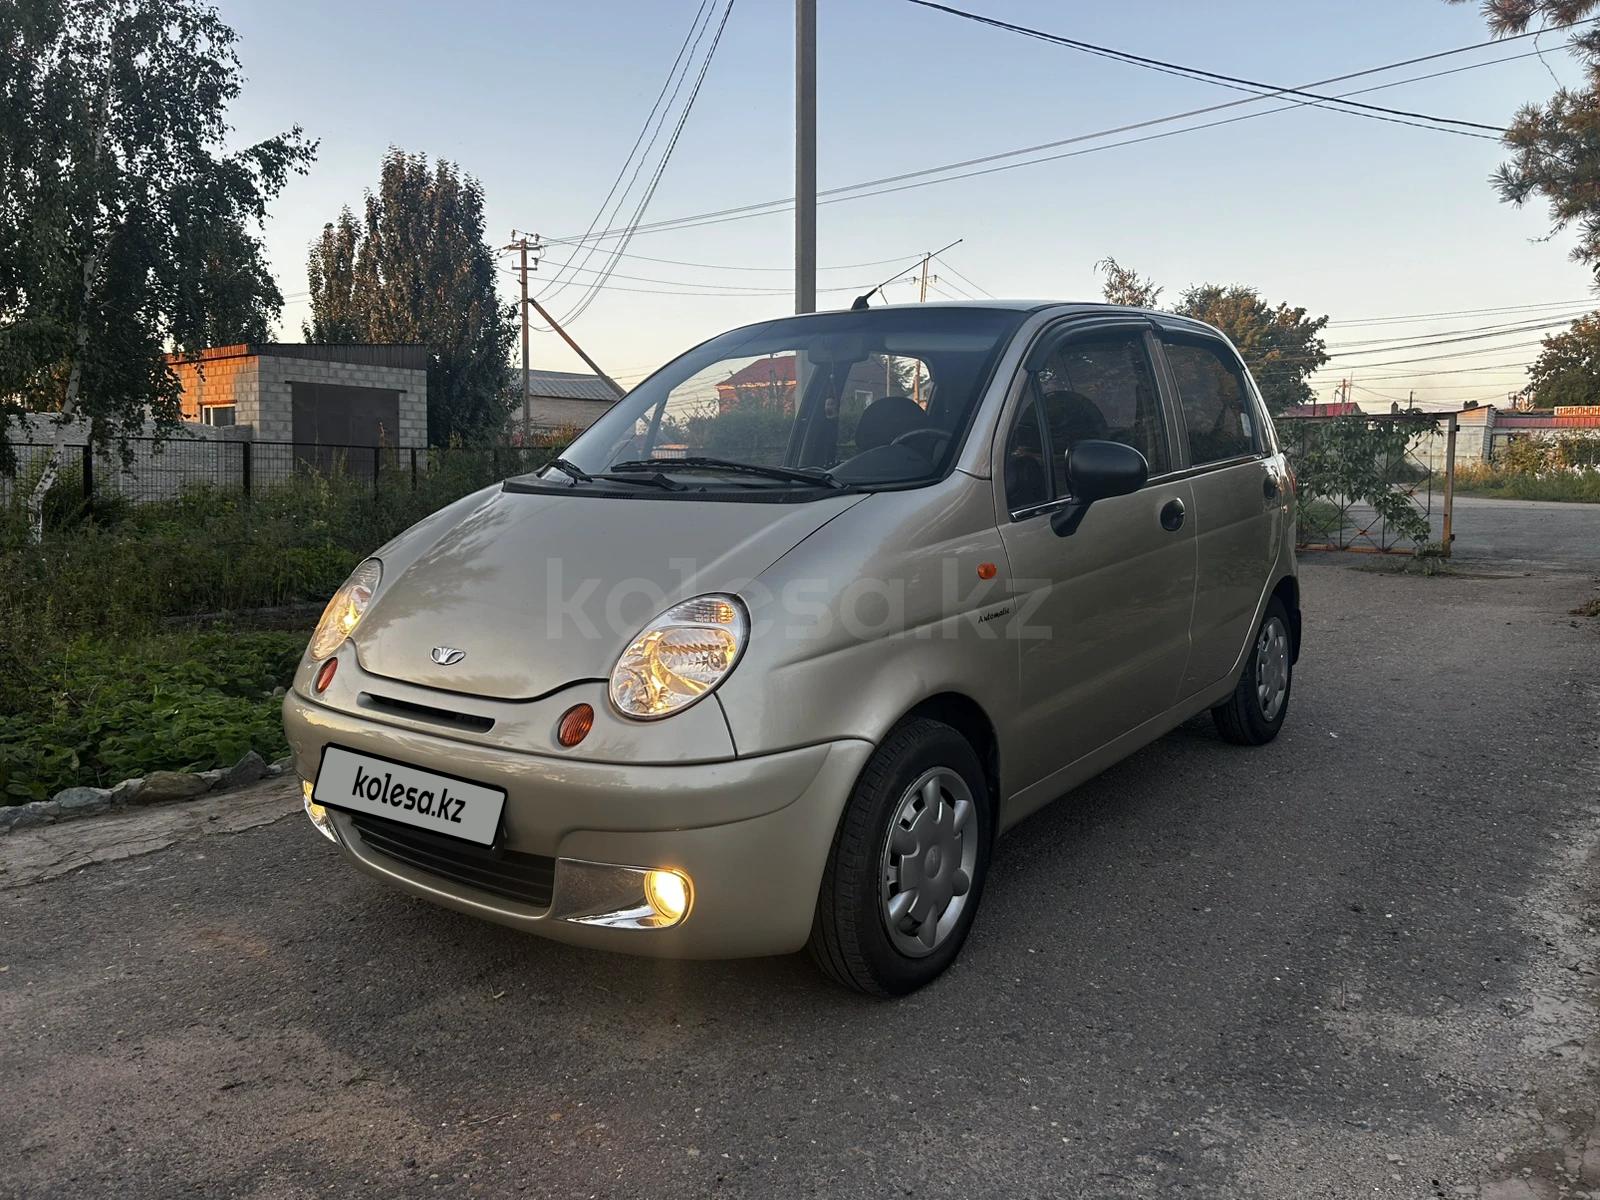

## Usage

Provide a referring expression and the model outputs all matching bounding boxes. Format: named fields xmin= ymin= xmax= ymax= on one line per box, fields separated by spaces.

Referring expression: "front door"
xmin=995 ymin=322 xmax=1198 ymax=793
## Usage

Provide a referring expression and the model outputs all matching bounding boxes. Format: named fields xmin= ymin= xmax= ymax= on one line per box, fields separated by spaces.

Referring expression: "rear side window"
xmin=1163 ymin=337 xmax=1259 ymax=465
xmin=1033 ymin=330 xmax=1170 ymax=489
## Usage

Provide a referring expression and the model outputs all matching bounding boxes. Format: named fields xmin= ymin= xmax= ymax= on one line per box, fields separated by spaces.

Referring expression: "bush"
xmin=1453 ymin=433 xmax=1600 ymax=502
xmin=0 ymin=631 xmax=304 ymax=801
xmin=0 ymin=442 xmax=562 ymax=802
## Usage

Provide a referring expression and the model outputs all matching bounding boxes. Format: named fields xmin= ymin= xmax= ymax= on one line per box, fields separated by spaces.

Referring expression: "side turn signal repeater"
xmin=557 ymin=703 xmax=595 ymax=747
xmin=977 ymin=562 xmax=998 ymax=580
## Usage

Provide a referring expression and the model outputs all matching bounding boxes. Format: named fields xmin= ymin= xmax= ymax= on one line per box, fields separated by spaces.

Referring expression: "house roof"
xmin=719 ymin=356 xmax=798 ymax=389
xmin=522 ymin=369 xmax=619 ymax=403
xmin=168 ymin=343 xmax=431 ymax=370
xmin=1280 ymin=401 xmax=1364 ymax=419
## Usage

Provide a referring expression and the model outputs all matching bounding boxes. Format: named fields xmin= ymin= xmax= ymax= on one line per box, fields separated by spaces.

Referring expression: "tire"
xmin=808 ymin=718 xmax=993 ymax=997
xmin=1211 ymin=596 xmax=1294 ymax=746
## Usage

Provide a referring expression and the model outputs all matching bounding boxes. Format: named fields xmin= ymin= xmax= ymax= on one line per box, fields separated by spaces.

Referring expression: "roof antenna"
xmin=849 ymin=238 xmax=963 ymax=311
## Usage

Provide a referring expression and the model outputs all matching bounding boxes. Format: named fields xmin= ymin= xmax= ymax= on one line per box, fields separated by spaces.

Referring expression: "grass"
xmin=0 ymin=443 xmax=559 ymax=802
xmin=0 ymin=631 xmax=304 ymax=801
xmin=1451 ymin=461 xmax=1600 ymax=503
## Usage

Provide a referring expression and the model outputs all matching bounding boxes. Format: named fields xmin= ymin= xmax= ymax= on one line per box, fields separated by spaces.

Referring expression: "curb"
xmin=0 ymin=750 xmax=295 ymax=836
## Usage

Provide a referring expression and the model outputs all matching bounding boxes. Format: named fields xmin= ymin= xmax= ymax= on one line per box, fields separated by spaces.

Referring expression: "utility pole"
xmin=795 ymin=0 xmax=816 ymax=314
xmin=504 ymin=232 xmax=542 ymax=437
xmin=527 ymin=296 xmax=625 ymax=399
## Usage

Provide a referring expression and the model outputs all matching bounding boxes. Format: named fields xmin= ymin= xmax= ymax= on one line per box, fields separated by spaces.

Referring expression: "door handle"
xmin=1263 ymin=473 xmax=1281 ymax=501
xmin=1159 ymin=497 xmax=1186 ymax=532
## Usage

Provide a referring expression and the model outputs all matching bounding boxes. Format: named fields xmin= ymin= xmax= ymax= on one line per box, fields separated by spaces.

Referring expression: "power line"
xmin=1329 ymin=297 xmax=1595 ymax=326
xmin=1324 ymin=313 xmax=1584 ymax=353
xmin=555 ymin=0 xmax=736 ymax=325
xmin=932 ymin=254 xmax=994 ymax=299
xmin=541 ymin=24 xmax=1585 ymax=248
xmin=558 ymin=248 xmax=930 ymax=274
xmin=902 ymin=0 xmax=1506 ymax=138
xmin=532 ymin=1 xmax=714 ymax=304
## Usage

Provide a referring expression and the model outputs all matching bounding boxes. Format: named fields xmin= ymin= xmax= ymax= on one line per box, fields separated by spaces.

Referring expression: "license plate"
xmin=313 ymin=745 xmax=505 ymax=846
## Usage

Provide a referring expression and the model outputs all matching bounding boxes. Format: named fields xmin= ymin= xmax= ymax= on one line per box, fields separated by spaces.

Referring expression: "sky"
xmin=218 ymin=0 xmax=1594 ymax=411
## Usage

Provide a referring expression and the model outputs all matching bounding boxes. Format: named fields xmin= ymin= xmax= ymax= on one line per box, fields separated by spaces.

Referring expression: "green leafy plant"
xmin=1285 ymin=416 xmax=1436 ymax=547
xmin=0 ymin=631 xmax=304 ymax=800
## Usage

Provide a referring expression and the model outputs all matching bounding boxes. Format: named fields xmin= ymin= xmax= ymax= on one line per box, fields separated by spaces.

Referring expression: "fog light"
xmin=644 ymin=869 xmax=691 ymax=924
xmin=302 ymin=778 xmax=336 ymax=843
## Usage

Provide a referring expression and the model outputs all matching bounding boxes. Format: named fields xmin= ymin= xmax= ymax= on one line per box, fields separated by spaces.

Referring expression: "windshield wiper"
xmin=544 ymin=457 xmax=593 ymax=484
xmin=610 ymin=456 xmax=844 ymax=489
xmin=538 ymin=456 xmax=683 ymax=491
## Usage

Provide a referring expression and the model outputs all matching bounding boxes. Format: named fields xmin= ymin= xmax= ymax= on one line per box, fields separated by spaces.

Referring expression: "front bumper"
xmin=284 ymin=688 xmax=873 ymax=958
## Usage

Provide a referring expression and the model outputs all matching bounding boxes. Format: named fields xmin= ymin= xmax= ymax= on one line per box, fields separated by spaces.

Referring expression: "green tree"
xmin=0 ymin=0 xmax=314 ymax=538
xmin=1174 ymin=285 xmax=1330 ymax=414
xmin=1526 ymin=312 xmax=1600 ymax=408
xmin=305 ymin=150 xmax=515 ymax=444
xmin=1095 ymin=257 xmax=1164 ymax=308
xmin=1449 ymin=1 xmax=1600 ymax=274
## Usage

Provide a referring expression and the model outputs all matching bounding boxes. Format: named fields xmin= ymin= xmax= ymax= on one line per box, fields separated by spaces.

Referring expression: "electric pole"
xmin=795 ymin=0 xmax=816 ymax=314
xmin=504 ymin=232 xmax=542 ymax=437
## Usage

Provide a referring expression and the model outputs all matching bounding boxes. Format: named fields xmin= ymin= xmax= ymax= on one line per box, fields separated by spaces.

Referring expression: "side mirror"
xmin=1050 ymin=439 xmax=1149 ymax=537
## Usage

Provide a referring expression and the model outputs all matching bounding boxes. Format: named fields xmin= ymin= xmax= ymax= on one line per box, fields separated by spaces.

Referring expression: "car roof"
xmin=822 ymin=299 xmax=1225 ymax=336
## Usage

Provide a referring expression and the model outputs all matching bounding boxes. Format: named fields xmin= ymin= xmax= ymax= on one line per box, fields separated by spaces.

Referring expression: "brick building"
xmin=170 ymin=343 xmax=429 ymax=448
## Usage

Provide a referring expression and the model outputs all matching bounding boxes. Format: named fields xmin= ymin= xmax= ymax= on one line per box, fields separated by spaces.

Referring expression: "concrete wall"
xmin=4 ymin=412 xmax=243 ymax=503
xmin=256 ymin=355 xmax=427 ymax=447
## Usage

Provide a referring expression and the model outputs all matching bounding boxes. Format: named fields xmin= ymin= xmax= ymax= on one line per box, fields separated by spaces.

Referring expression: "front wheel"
xmin=1211 ymin=596 xmax=1294 ymax=745
xmin=808 ymin=718 xmax=992 ymax=997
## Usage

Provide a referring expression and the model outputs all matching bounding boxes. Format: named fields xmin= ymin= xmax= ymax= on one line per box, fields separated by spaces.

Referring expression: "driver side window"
xmin=1004 ymin=329 xmax=1172 ymax=515
xmin=1034 ymin=331 xmax=1170 ymax=489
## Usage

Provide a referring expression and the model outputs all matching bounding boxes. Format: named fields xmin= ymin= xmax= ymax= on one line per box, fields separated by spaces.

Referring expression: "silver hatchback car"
xmin=284 ymin=301 xmax=1299 ymax=995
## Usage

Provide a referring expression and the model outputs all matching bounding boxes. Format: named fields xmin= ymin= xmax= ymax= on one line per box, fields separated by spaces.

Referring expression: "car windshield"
xmin=551 ymin=307 xmax=1027 ymax=493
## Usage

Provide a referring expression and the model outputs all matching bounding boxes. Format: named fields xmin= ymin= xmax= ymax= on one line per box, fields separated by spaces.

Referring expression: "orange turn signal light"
xmin=977 ymin=562 xmax=998 ymax=580
xmin=314 ymin=657 xmax=338 ymax=694
xmin=557 ymin=703 xmax=594 ymax=747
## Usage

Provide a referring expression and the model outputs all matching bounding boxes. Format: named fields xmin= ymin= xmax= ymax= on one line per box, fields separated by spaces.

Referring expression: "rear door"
xmin=1152 ymin=327 xmax=1284 ymax=696
xmin=994 ymin=318 xmax=1198 ymax=791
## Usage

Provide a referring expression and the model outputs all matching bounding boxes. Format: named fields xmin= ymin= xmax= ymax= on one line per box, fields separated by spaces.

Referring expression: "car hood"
xmin=353 ymin=486 xmax=867 ymax=699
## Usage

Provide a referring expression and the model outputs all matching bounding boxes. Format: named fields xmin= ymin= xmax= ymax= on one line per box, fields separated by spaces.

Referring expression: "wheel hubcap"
xmin=880 ymin=767 xmax=977 ymax=958
xmin=1255 ymin=616 xmax=1290 ymax=722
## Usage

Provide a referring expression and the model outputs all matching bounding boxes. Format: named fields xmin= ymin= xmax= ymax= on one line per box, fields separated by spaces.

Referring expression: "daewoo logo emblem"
xmin=430 ymin=646 xmax=466 ymax=666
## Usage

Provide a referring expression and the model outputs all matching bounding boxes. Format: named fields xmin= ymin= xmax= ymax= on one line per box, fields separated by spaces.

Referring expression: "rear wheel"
xmin=809 ymin=718 xmax=992 ymax=997
xmin=1211 ymin=596 xmax=1294 ymax=746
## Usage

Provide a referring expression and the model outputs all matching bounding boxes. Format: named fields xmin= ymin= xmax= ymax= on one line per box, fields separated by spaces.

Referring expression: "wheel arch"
xmin=901 ymin=692 xmax=1002 ymax=828
xmin=1271 ymin=574 xmax=1301 ymax=663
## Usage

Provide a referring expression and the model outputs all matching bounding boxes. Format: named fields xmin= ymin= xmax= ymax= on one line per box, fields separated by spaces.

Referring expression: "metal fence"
xmin=1278 ymin=413 xmax=1457 ymax=555
xmin=1 ymin=439 xmax=560 ymax=508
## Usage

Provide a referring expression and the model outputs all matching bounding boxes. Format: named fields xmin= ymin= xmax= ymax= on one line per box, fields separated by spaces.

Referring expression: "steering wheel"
xmin=889 ymin=427 xmax=952 ymax=459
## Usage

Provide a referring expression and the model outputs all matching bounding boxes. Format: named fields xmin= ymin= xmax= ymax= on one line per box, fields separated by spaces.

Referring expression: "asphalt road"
xmin=1441 ymin=496 xmax=1600 ymax=574
xmin=3 ymin=560 xmax=1598 ymax=1199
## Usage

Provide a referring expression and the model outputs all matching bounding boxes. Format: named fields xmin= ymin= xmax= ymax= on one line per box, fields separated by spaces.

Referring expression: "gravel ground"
xmin=2 ymin=558 xmax=1597 ymax=1199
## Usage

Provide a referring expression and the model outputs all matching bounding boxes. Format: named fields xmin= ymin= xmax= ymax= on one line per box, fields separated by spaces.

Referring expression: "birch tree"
xmin=0 ymin=0 xmax=313 ymax=539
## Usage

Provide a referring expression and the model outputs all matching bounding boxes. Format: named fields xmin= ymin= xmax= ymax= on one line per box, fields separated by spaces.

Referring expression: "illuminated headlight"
xmin=609 ymin=594 xmax=747 ymax=720
xmin=308 ymin=558 xmax=382 ymax=661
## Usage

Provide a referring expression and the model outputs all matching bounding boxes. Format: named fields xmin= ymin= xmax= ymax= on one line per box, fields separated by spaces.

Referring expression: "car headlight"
xmin=609 ymin=594 xmax=747 ymax=720
xmin=308 ymin=558 xmax=382 ymax=661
